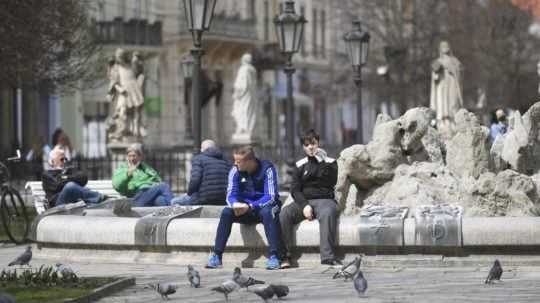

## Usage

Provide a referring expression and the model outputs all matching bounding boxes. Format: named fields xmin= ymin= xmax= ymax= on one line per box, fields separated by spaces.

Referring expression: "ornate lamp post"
xmin=182 ymin=0 xmax=217 ymax=152
xmin=274 ymin=0 xmax=306 ymax=178
xmin=343 ymin=21 xmax=370 ymax=144
xmin=181 ymin=55 xmax=194 ymax=142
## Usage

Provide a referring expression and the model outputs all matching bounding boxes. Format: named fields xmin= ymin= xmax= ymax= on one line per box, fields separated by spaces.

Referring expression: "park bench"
xmin=24 ymin=180 xmax=123 ymax=214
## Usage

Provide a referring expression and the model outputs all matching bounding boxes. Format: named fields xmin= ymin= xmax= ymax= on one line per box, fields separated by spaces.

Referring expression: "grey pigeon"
xmin=187 ymin=264 xmax=200 ymax=288
xmin=353 ymin=270 xmax=368 ymax=296
xmin=252 ymin=285 xmax=275 ymax=302
xmin=233 ymin=267 xmax=265 ymax=290
xmin=8 ymin=246 xmax=31 ymax=267
xmin=55 ymin=263 xmax=75 ymax=278
xmin=0 ymin=293 xmax=16 ymax=303
xmin=269 ymin=284 xmax=289 ymax=299
xmin=333 ymin=256 xmax=362 ymax=281
xmin=149 ymin=283 xmax=177 ymax=300
xmin=211 ymin=279 xmax=240 ymax=301
xmin=485 ymin=259 xmax=503 ymax=284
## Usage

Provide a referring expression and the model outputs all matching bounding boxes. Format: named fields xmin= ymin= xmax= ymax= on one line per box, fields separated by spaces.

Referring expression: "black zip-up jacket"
xmin=42 ymin=167 xmax=88 ymax=207
xmin=290 ymin=152 xmax=338 ymax=209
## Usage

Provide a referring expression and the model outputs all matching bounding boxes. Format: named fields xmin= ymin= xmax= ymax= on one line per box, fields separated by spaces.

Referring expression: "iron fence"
xmin=8 ymin=145 xmax=344 ymax=193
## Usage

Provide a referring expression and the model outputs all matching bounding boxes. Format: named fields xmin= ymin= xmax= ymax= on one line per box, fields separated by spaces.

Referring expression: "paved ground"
xmin=2 ymin=244 xmax=540 ymax=302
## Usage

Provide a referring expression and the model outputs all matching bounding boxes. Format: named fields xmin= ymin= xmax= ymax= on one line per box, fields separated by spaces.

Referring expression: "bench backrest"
xmin=25 ymin=180 xmax=122 ymax=214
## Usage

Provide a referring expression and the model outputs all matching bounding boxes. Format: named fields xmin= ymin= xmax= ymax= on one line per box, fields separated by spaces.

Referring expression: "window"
xmin=119 ymin=0 xmax=126 ymax=19
xmin=248 ymin=0 xmax=256 ymax=20
xmin=312 ymin=8 xmax=317 ymax=58
xmin=264 ymin=0 xmax=269 ymax=41
xmin=300 ymin=6 xmax=306 ymax=56
xmin=321 ymin=10 xmax=326 ymax=58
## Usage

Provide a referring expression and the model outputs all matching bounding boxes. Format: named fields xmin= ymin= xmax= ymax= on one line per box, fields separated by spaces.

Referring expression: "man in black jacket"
xmin=42 ymin=147 xmax=106 ymax=207
xmin=280 ymin=129 xmax=341 ymax=268
xmin=171 ymin=139 xmax=231 ymax=205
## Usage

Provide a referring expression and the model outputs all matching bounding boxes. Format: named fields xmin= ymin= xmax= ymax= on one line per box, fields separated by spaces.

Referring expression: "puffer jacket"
xmin=188 ymin=147 xmax=232 ymax=205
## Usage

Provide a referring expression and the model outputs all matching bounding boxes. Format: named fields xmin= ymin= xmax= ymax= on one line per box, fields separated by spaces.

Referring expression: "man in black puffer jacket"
xmin=171 ymin=139 xmax=231 ymax=205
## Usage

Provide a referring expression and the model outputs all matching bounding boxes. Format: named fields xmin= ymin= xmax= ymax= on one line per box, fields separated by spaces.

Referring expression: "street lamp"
xmin=181 ymin=55 xmax=194 ymax=141
xmin=182 ymin=0 xmax=217 ymax=152
xmin=343 ymin=20 xmax=370 ymax=144
xmin=274 ymin=0 xmax=306 ymax=179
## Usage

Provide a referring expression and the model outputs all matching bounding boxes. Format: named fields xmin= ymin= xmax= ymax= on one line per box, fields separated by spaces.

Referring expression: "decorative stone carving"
xmin=413 ymin=204 xmax=462 ymax=246
xmin=358 ymin=205 xmax=408 ymax=246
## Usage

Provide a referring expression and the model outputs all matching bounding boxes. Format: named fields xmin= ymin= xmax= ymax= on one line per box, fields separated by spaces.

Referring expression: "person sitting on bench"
xmin=42 ymin=147 xmax=107 ymax=207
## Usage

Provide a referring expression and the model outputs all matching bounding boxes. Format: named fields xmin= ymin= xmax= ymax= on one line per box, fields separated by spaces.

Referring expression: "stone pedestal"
xmin=231 ymin=133 xmax=259 ymax=146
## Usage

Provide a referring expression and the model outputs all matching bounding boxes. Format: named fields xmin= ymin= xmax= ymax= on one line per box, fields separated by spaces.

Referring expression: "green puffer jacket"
xmin=112 ymin=162 xmax=162 ymax=197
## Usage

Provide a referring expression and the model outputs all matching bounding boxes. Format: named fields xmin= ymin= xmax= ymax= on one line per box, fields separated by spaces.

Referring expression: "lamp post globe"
xmin=343 ymin=21 xmax=370 ymax=144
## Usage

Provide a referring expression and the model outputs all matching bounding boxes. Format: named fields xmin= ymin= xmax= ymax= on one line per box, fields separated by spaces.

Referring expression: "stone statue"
xmin=106 ymin=48 xmax=147 ymax=143
xmin=430 ymin=41 xmax=463 ymax=136
xmin=231 ymin=53 xmax=257 ymax=142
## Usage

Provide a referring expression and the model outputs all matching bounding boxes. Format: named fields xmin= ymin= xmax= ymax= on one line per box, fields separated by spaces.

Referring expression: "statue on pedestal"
xmin=231 ymin=53 xmax=257 ymax=143
xmin=430 ymin=41 xmax=463 ymax=136
xmin=106 ymin=48 xmax=147 ymax=144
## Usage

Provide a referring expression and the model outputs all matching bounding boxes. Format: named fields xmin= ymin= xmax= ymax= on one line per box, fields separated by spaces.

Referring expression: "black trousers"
xmin=279 ymin=198 xmax=337 ymax=261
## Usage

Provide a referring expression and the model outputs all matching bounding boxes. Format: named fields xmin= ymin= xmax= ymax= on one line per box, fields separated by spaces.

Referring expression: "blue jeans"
xmin=56 ymin=182 xmax=102 ymax=206
xmin=170 ymin=194 xmax=194 ymax=206
xmin=214 ymin=205 xmax=281 ymax=257
xmin=133 ymin=182 xmax=174 ymax=207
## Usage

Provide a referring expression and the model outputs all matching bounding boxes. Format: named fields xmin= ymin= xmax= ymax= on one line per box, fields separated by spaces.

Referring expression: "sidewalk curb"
xmin=63 ymin=277 xmax=135 ymax=303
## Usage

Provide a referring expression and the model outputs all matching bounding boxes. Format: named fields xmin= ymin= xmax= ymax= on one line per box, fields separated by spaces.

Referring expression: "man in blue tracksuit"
xmin=206 ymin=145 xmax=281 ymax=270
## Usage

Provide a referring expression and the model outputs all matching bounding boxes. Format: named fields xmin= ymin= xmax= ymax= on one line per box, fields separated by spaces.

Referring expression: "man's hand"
xmin=303 ymin=205 xmax=314 ymax=221
xmin=232 ymin=202 xmax=250 ymax=216
xmin=127 ymin=160 xmax=139 ymax=177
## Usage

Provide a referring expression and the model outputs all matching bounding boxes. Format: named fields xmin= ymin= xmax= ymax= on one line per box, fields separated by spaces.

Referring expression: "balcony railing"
xmin=96 ymin=17 xmax=162 ymax=46
xmin=179 ymin=13 xmax=258 ymax=41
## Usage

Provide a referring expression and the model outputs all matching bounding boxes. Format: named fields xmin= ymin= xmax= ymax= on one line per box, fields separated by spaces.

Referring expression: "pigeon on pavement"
xmin=353 ymin=270 xmax=368 ymax=297
xmin=485 ymin=259 xmax=503 ymax=284
xmin=252 ymin=285 xmax=275 ymax=302
xmin=187 ymin=264 xmax=200 ymax=288
xmin=333 ymin=256 xmax=362 ymax=281
xmin=8 ymin=246 xmax=32 ymax=267
xmin=233 ymin=267 xmax=265 ymax=290
xmin=0 ymin=293 xmax=16 ymax=303
xmin=269 ymin=284 xmax=290 ymax=299
xmin=148 ymin=282 xmax=178 ymax=300
xmin=211 ymin=279 xmax=240 ymax=301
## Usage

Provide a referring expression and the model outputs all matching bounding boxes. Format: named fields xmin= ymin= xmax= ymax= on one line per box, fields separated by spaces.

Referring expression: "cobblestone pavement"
xmin=2 ymin=244 xmax=540 ymax=302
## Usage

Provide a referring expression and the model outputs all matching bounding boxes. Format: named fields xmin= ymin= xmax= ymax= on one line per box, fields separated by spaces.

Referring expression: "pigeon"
xmin=252 ymin=285 xmax=275 ymax=302
xmin=211 ymin=279 xmax=240 ymax=301
xmin=0 ymin=293 xmax=16 ymax=303
xmin=233 ymin=267 xmax=265 ymax=290
xmin=333 ymin=256 xmax=362 ymax=281
xmin=485 ymin=259 xmax=503 ymax=284
xmin=8 ymin=246 xmax=32 ymax=267
xmin=55 ymin=263 xmax=75 ymax=278
xmin=187 ymin=264 xmax=200 ymax=288
xmin=353 ymin=270 xmax=368 ymax=297
xmin=269 ymin=284 xmax=289 ymax=299
xmin=148 ymin=283 xmax=178 ymax=300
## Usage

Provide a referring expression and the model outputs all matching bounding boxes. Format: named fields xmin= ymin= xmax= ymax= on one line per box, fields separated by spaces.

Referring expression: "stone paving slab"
xmin=2 ymin=244 xmax=540 ymax=302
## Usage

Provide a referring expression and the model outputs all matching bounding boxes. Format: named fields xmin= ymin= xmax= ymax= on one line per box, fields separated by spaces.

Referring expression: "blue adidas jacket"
xmin=225 ymin=159 xmax=280 ymax=210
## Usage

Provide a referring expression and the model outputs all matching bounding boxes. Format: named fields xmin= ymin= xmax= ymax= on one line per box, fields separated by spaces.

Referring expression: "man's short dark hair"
xmin=300 ymin=129 xmax=320 ymax=145
xmin=233 ymin=145 xmax=256 ymax=160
